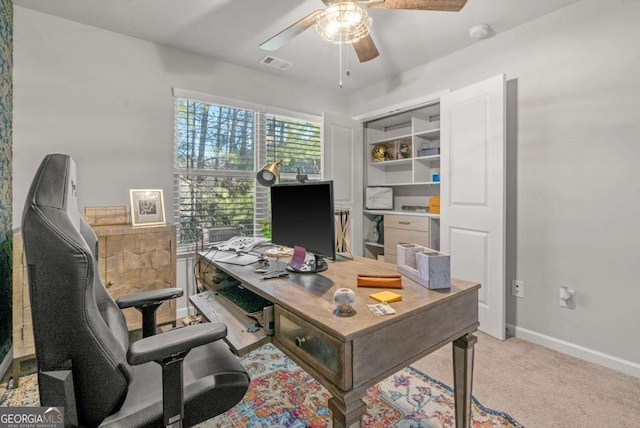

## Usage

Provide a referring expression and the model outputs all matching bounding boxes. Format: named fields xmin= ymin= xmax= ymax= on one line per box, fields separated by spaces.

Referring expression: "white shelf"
xmin=414 ymin=181 xmax=440 ymax=185
xmin=367 ymin=181 xmax=439 ymax=186
xmin=364 ymin=210 xmax=440 ymax=218
xmin=414 ymin=128 xmax=441 ymax=140
xmin=369 ymin=133 xmax=413 ymax=146
xmin=414 ymin=155 xmax=441 ymax=162
xmin=369 ymin=158 xmax=412 ymax=168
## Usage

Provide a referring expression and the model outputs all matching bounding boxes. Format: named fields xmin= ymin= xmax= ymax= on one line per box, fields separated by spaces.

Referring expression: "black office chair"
xmin=22 ymin=154 xmax=250 ymax=427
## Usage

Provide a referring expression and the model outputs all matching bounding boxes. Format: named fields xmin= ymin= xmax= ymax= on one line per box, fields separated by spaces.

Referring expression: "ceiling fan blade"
xmin=260 ymin=10 xmax=324 ymax=51
xmin=353 ymin=34 xmax=380 ymax=62
xmin=368 ymin=0 xmax=467 ymax=12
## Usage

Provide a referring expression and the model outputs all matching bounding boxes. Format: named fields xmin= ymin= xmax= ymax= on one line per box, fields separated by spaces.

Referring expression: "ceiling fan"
xmin=259 ymin=0 xmax=468 ymax=63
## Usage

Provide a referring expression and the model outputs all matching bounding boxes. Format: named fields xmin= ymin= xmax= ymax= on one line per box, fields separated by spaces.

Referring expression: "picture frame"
xmin=129 ymin=189 xmax=165 ymax=226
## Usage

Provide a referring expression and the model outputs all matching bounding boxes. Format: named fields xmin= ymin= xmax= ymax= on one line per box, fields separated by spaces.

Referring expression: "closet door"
xmin=441 ymin=74 xmax=506 ymax=339
xmin=323 ymin=112 xmax=363 ymax=257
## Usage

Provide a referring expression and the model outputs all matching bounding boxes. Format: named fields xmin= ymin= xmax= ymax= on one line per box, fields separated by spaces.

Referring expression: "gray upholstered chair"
xmin=22 ymin=154 xmax=250 ymax=427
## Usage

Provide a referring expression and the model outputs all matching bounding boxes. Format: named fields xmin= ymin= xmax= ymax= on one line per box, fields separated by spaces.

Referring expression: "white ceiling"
xmin=14 ymin=0 xmax=582 ymax=93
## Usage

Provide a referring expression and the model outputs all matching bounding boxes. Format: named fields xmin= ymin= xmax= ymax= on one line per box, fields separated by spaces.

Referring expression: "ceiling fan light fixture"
xmin=315 ymin=1 xmax=372 ymax=44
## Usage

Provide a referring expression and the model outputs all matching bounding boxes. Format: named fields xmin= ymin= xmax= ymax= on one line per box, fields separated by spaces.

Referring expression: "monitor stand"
xmin=286 ymin=246 xmax=328 ymax=274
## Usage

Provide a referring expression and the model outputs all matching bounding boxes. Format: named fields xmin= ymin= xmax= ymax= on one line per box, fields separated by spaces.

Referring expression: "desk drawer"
xmin=384 ymin=215 xmax=430 ymax=231
xmin=384 ymin=215 xmax=430 ymax=264
xmin=274 ymin=307 xmax=351 ymax=390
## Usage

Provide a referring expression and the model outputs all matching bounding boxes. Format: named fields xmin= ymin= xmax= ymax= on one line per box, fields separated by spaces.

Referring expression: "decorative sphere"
xmin=333 ymin=288 xmax=356 ymax=316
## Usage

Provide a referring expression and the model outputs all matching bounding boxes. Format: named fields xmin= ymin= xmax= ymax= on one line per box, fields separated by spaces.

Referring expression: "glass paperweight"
xmin=333 ymin=288 xmax=356 ymax=317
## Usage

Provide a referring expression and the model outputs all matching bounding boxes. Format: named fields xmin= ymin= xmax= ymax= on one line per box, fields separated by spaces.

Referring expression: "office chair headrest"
xmin=25 ymin=153 xmax=81 ymax=230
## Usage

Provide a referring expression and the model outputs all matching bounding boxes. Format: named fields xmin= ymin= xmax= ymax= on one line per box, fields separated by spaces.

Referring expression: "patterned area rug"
xmin=1 ymin=344 xmax=523 ymax=427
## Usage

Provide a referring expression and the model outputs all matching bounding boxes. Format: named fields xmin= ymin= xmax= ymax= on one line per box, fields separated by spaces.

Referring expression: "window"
xmin=174 ymin=94 xmax=322 ymax=248
xmin=265 ymin=115 xmax=322 ymax=179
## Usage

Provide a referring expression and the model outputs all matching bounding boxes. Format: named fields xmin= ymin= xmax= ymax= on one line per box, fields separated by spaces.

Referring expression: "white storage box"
xmin=396 ymin=244 xmax=450 ymax=289
xmin=365 ymin=187 xmax=393 ymax=210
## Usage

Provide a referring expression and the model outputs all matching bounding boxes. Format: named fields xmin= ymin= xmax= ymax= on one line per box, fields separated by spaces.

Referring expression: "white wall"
xmin=12 ymin=7 xmax=349 ymax=227
xmin=350 ymin=0 xmax=640 ymax=373
xmin=13 ymin=6 xmax=351 ymax=323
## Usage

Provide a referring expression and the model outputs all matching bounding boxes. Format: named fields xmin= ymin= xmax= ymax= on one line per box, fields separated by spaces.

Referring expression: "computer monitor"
xmin=270 ymin=181 xmax=336 ymax=273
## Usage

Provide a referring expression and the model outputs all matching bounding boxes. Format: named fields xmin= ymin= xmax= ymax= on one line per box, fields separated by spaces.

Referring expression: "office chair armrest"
xmin=127 ymin=322 xmax=227 ymax=365
xmin=116 ymin=288 xmax=184 ymax=309
xmin=128 ymin=322 xmax=229 ymax=426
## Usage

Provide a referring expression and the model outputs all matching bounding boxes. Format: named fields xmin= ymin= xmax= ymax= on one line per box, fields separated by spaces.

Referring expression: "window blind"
xmin=265 ymin=114 xmax=322 ymax=180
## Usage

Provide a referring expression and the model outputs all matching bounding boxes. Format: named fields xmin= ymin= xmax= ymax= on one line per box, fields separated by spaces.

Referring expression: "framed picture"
xmin=129 ymin=189 xmax=165 ymax=226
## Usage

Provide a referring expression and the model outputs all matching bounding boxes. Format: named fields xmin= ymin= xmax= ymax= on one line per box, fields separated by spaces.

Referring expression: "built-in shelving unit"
xmin=366 ymin=102 xmax=441 ymax=189
xmin=361 ymin=100 xmax=443 ymax=260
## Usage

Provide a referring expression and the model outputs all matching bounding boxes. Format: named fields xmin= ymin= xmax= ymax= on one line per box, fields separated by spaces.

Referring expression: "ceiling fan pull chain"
xmin=345 ymin=38 xmax=351 ymax=78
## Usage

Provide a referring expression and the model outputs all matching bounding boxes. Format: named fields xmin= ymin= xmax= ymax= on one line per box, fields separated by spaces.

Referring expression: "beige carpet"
xmin=412 ymin=332 xmax=640 ymax=428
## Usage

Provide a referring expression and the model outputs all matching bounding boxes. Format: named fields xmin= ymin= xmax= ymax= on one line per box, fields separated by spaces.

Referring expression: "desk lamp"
xmin=257 ymin=160 xmax=281 ymax=187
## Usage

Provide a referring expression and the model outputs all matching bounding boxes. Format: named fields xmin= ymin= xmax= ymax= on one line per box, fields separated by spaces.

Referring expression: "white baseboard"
xmin=506 ymin=323 xmax=640 ymax=378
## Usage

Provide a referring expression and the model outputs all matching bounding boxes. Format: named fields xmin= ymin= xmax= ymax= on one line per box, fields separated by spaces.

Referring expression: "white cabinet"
xmin=383 ymin=214 xmax=431 ymax=264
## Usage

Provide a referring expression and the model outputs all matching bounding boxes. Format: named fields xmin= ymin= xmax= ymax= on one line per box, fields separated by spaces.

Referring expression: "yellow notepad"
xmin=369 ymin=290 xmax=402 ymax=303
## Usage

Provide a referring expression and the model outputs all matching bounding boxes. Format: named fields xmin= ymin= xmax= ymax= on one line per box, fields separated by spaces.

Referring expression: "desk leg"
xmin=453 ymin=333 xmax=477 ymax=428
xmin=328 ymin=396 xmax=367 ymax=428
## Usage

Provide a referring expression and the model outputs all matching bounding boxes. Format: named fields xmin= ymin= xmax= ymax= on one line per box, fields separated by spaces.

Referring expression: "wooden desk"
xmin=195 ymin=254 xmax=479 ymax=428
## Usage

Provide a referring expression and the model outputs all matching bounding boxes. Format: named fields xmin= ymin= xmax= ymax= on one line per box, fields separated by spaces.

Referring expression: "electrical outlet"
xmin=512 ymin=280 xmax=524 ymax=298
xmin=560 ymin=287 xmax=575 ymax=309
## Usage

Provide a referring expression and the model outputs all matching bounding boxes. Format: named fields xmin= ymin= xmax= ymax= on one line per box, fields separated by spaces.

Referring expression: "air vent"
xmin=259 ymin=55 xmax=293 ymax=71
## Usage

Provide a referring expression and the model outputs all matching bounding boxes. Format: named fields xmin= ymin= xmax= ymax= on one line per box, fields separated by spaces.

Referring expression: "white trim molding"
xmin=506 ymin=324 xmax=640 ymax=378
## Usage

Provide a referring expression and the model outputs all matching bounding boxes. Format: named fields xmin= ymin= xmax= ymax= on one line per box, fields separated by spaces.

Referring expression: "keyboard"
xmin=214 ymin=236 xmax=269 ymax=253
xmin=216 ymin=285 xmax=272 ymax=315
